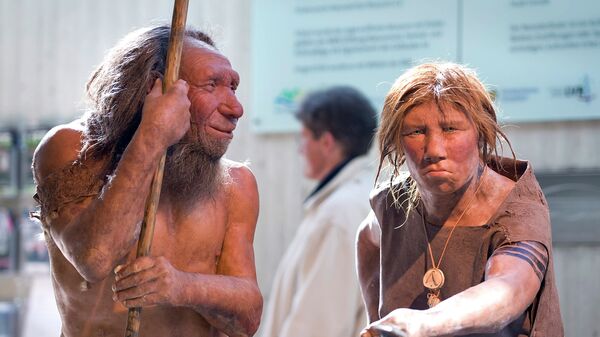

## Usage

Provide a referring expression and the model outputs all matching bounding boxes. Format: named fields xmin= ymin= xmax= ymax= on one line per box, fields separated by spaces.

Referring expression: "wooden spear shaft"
xmin=124 ymin=0 xmax=189 ymax=336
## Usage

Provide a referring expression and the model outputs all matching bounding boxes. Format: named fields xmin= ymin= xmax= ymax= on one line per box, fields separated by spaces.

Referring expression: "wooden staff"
xmin=124 ymin=0 xmax=189 ymax=336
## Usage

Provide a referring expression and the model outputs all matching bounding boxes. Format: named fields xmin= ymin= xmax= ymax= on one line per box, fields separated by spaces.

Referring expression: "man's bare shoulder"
xmin=220 ymin=159 xmax=259 ymax=220
xmin=221 ymin=159 xmax=256 ymax=189
xmin=33 ymin=120 xmax=85 ymax=182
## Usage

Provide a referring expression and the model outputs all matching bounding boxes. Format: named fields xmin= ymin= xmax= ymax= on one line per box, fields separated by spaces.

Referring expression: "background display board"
xmin=252 ymin=0 xmax=600 ymax=132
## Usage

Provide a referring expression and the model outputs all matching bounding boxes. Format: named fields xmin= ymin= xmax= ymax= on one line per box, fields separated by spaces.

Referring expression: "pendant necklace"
xmin=421 ymin=166 xmax=486 ymax=308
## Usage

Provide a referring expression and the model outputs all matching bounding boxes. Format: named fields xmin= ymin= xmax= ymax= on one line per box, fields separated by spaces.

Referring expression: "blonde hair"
xmin=376 ymin=62 xmax=514 ymax=213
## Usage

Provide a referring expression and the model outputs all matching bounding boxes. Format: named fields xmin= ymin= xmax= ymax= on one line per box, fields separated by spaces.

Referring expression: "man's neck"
xmin=306 ymin=155 xmax=356 ymax=201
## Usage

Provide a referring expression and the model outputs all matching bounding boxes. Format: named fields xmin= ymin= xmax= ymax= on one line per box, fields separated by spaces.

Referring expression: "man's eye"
xmin=200 ymin=80 xmax=217 ymax=91
xmin=443 ymin=126 xmax=457 ymax=132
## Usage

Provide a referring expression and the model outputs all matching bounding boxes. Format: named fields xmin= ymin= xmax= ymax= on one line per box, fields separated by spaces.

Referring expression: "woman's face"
xmin=400 ymin=101 xmax=481 ymax=195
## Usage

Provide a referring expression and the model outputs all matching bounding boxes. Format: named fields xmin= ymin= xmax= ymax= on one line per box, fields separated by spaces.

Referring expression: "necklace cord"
xmin=422 ymin=166 xmax=487 ymax=269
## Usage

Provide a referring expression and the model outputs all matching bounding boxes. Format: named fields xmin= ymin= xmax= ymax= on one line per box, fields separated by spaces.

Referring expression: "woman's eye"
xmin=403 ymin=129 xmax=424 ymax=136
xmin=443 ymin=126 xmax=457 ymax=132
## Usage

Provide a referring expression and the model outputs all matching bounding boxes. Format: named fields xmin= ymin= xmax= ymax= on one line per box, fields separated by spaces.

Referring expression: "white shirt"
xmin=260 ymin=156 xmax=374 ymax=337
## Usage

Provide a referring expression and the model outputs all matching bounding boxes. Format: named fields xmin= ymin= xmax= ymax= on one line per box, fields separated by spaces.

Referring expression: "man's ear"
xmin=319 ymin=131 xmax=346 ymax=163
xmin=320 ymin=131 xmax=340 ymax=153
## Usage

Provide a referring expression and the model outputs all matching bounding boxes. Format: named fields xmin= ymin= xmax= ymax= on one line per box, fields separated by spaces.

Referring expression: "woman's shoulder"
xmin=370 ymin=171 xmax=409 ymax=198
xmin=369 ymin=172 xmax=412 ymax=218
xmin=492 ymin=164 xmax=551 ymax=246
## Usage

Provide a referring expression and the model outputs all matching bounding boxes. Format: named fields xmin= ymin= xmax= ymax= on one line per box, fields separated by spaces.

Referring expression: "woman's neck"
xmin=420 ymin=166 xmax=486 ymax=226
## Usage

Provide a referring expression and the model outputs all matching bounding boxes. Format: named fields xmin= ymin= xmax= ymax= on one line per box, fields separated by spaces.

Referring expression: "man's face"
xmin=179 ymin=40 xmax=243 ymax=159
xmin=298 ymin=126 xmax=330 ymax=180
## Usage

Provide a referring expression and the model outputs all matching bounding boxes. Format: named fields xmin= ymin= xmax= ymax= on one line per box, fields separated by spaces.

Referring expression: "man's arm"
xmin=362 ymin=241 xmax=547 ymax=337
xmin=113 ymin=164 xmax=262 ymax=337
xmin=33 ymin=79 xmax=191 ymax=283
xmin=190 ymin=164 xmax=263 ymax=336
xmin=357 ymin=211 xmax=382 ymax=323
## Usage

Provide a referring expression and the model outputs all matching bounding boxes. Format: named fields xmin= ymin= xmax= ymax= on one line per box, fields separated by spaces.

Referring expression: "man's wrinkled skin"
xmin=33 ymin=39 xmax=262 ymax=337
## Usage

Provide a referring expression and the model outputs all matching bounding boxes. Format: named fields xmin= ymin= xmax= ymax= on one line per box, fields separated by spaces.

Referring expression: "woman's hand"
xmin=361 ymin=308 xmax=427 ymax=337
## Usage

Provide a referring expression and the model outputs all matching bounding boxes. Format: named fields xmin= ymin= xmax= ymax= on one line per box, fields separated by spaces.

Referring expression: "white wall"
xmin=504 ymin=121 xmax=600 ymax=173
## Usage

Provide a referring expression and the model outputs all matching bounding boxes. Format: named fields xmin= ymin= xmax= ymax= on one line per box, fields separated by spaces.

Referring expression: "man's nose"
xmin=219 ymin=90 xmax=244 ymax=119
xmin=423 ymin=131 xmax=447 ymax=163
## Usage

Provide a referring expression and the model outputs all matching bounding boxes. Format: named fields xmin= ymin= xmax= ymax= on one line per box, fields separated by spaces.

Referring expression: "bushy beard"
xmin=162 ymin=131 xmax=230 ymax=208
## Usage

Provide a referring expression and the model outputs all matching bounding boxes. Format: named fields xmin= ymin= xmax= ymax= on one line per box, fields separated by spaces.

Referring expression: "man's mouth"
xmin=207 ymin=125 xmax=235 ymax=139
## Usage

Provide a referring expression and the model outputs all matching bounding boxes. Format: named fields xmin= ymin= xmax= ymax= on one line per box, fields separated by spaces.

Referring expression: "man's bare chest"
xmin=149 ymin=201 xmax=228 ymax=274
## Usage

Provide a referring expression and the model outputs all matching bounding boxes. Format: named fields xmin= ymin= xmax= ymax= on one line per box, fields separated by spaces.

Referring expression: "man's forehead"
xmin=180 ymin=42 xmax=238 ymax=82
xmin=183 ymin=39 xmax=228 ymax=60
xmin=184 ymin=36 xmax=217 ymax=51
xmin=182 ymin=40 xmax=230 ymax=64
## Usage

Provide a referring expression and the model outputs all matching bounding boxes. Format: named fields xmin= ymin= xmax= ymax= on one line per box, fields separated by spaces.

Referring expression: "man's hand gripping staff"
xmin=124 ymin=0 xmax=189 ymax=336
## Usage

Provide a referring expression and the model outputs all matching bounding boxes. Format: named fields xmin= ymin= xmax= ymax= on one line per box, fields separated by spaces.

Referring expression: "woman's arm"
xmin=357 ymin=211 xmax=382 ymax=323
xmin=363 ymin=241 xmax=547 ymax=337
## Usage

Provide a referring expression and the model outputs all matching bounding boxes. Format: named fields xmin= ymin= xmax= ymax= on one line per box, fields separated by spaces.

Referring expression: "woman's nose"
xmin=423 ymin=132 xmax=447 ymax=163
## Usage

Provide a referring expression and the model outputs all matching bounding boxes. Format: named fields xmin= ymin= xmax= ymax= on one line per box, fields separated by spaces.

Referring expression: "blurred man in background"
xmin=261 ymin=86 xmax=377 ymax=337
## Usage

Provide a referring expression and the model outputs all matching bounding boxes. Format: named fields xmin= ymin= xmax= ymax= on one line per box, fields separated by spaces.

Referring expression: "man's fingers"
xmin=147 ymin=78 xmax=163 ymax=97
xmin=113 ymin=265 xmax=158 ymax=292
xmin=114 ymin=256 xmax=155 ymax=281
xmin=164 ymin=79 xmax=190 ymax=101
xmin=169 ymin=79 xmax=189 ymax=93
xmin=113 ymin=277 xmax=158 ymax=302
xmin=121 ymin=292 xmax=158 ymax=308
